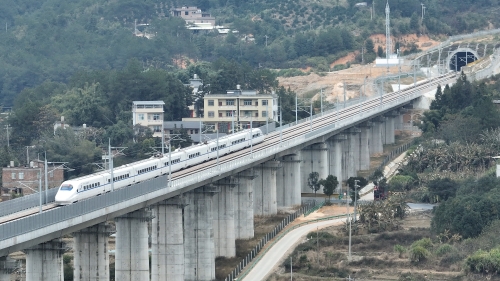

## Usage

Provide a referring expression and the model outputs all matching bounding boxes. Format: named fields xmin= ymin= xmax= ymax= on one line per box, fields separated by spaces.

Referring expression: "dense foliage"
xmin=1 ymin=0 xmax=500 ymax=106
xmin=388 ymin=74 xmax=500 ymax=240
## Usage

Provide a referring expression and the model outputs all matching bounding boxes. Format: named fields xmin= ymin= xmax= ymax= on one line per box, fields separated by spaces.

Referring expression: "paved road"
xmin=241 ymin=218 xmax=345 ymax=281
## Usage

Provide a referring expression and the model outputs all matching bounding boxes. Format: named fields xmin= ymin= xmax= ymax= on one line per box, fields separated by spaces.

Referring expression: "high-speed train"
xmin=55 ymin=128 xmax=265 ymax=205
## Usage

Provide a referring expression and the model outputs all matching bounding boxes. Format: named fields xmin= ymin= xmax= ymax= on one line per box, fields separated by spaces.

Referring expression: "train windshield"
xmin=60 ymin=184 xmax=73 ymax=191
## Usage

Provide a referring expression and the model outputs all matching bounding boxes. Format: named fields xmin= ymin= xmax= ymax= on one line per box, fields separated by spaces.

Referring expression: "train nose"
xmin=55 ymin=191 xmax=73 ymax=204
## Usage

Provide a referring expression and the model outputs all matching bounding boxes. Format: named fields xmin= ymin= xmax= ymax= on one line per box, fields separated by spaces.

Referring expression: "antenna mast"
xmin=385 ymin=1 xmax=392 ymax=59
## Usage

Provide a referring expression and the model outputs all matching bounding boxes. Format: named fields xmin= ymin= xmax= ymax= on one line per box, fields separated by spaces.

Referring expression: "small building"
xmin=164 ymin=121 xmax=201 ymax=138
xmin=2 ymin=160 xmax=64 ymax=199
xmin=132 ymin=101 xmax=165 ymax=138
xmin=182 ymin=85 xmax=278 ymax=133
xmin=170 ymin=6 xmax=216 ymax=27
xmin=163 ymin=121 xmax=227 ymax=144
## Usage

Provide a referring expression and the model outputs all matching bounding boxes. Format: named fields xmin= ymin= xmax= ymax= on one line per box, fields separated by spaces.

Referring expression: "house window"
xmin=208 ymin=111 xmax=215 ymax=117
xmin=49 ymin=171 xmax=54 ymax=178
xmin=11 ymin=173 xmax=16 ymax=179
xmin=262 ymin=111 xmax=267 ymax=117
xmin=190 ymin=130 xmax=194 ymax=134
xmin=243 ymin=100 xmax=252 ymax=106
xmin=244 ymin=111 xmax=251 ymax=117
xmin=208 ymin=100 xmax=214 ymax=106
xmin=18 ymin=172 xmax=24 ymax=180
xmin=153 ymin=126 xmax=161 ymax=132
xmin=226 ymin=99 xmax=235 ymax=106
xmin=138 ymin=114 xmax=145 ymax=120
xmin=185 ymin=11 xmax=188 ymax=15
xmin=169 ymin=130 xmax=174 ymax=134
xmin=262 ymin=100 xmax=268 ymax=106
xmin=219 ymin=112 xmax=223 ymax=117
xmin=226 ymin=111 xmax=233 ymax=117
xmin=153 ymin=114 xmax=161 ymax=120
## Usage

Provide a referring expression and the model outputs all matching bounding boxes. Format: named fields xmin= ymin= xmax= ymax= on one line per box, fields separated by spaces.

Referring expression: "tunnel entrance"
xmin=449 ymin=51 xmax=478 ymax=72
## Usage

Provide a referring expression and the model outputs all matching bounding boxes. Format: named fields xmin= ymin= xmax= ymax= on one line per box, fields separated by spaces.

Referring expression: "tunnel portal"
xmin=448 ymin=49 xmax=478 ymax=72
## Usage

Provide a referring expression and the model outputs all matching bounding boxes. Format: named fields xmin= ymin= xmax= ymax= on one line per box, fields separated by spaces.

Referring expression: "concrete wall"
xmin=73 ymin=223 xmax=111 ymax=281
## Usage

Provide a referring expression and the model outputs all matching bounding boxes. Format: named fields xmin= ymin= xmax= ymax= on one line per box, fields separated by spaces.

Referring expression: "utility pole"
xmin=421 ymin=3 xmax=426 ymax=20
xmin=320 ymin=88 xmax=323 ymax=115
xmin=353 ymin=180 xmax=359 ymax=222
xmin=264 ymin=35 xmax=268 ymax=47
xmin=279 ymin=102 xmax=283 ymax=145
xmin=5 ymin=124 xmax=10 ymax=148
xmin=44 ymin=152 xmax=48 ymax=204
xmin=109 ymin=139 xmax=114 ymax=191
xmin=290 ymin=257 xmax=293 ymax=280
xmin=316 ymin=226 xmax=319 ymax=261
xmin=343 ymin=81 xmax=347 ymax=108
xmin=266 ymin=101 xmax=269 ymax=134
xmin=295 ymin=94 xmax=298 ymax=125
xmin=361 ymin=46 xmax=364 ymax=64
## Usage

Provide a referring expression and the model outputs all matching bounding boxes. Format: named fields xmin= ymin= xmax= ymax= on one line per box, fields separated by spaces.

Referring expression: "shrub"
xmin=435 ymin=244 xmax=455 ymax=256
xmin=465 ymin=248 xmax=500 ymax=274
xmin=409 ymin=246 xmax=430 ymax=263
xmin=394 ymin=244 xmax=406 ymax=258
xmin=411 ymin=238 xmax=433 ymax=250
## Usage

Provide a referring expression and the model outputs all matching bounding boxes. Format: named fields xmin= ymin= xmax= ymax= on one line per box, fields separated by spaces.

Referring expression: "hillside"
xmin=1 ymin=0 xmax=500 ymax=106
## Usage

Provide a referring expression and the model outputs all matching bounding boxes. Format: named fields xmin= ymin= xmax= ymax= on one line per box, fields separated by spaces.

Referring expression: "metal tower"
xmin=385 ymin=1 xmax=392 ymax=59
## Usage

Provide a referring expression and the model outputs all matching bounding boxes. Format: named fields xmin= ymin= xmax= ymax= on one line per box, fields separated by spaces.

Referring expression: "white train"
xmin=55 ymin=128 xmax=265 ymax=205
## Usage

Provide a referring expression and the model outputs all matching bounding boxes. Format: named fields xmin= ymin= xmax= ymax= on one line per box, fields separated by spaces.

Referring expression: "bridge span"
xmin=0 ymin=73 xmax=458 ymax=280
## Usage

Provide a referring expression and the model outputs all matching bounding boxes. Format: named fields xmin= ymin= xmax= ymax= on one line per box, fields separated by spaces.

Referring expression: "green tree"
xmin=320 ymin=175 xmax=339 ymax=201
xmin=346 ymin=177 xmax=368 ymax=203
xmin=377 ymin=46 xmax=384 ymax=58
xmin=307 ymin=172 xmax=321 ymax=197
xmin=410 ymin=12 xmax=420 ymax=32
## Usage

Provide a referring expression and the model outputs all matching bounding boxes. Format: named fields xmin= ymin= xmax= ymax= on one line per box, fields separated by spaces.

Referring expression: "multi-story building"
xmin=182 ymin=86 xmax=278 ymax=133
xmin=170 ymin=6 xmax=216 ymax=27
xmin=2 ymin=160 xmax=64 ymax=199
xmin=132 ymin=101 xmax=165 ymax=138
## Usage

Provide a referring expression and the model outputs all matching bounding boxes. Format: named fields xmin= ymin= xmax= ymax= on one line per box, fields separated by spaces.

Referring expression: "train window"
xmin=60 ymin=184 xmax=73 ymax=191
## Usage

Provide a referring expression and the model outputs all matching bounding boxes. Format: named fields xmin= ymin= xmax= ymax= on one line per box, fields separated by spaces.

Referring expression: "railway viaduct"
xmin=0 ymin=73 xmax=460 ymax=281
xmin=3 ymin=39 xmax=500 ymax=279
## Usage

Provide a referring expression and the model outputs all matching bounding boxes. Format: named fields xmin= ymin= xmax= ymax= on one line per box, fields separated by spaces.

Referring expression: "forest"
xmin=1 ymin=0 xmax=500 ymax=188
xmin=1 ymin=0 xmax=500 ymax=106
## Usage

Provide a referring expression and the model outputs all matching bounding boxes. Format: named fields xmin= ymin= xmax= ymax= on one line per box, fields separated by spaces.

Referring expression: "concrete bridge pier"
xmin=235 ymin=169 xmax=256 ymax=239
xmin=151 ymin=197 xmax=186 ymax=281
xmin=327 ymin=135 xmax=346 ymax=192
xmin=346 ymin=129 xmax=361 ymax=178
xmin=276 ymin=154 xmax=301 ymax=208
xmin=213 ymin=178 xmax=236 ymax=257
xmin=114 ymin=209 xmax=152 ymax=281
xmin=184 ymin=186 xmax=219 ymax=281
xmin=73 ymin=223 xmax=112 ymax=281
xmin=359 ymin=122 xmax=372 ymax=170
xmin=370 ymin=118 xmax=384 ymax=155
xmin=384 ymin=114 xmax=396 ymax=144
xmin=395 ymin=113 xmax=404 ymax=130
xmin=24 ymin=239 xmax=65 ymax=281
xmin=300 ymin=143 xmax=328 ymax=193
xmin=254 ymin=160 xmax=281 ymax=215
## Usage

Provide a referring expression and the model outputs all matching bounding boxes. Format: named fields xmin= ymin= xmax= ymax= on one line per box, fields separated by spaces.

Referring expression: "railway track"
xmin=0 ymin=73 xmax=457 ymax=224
